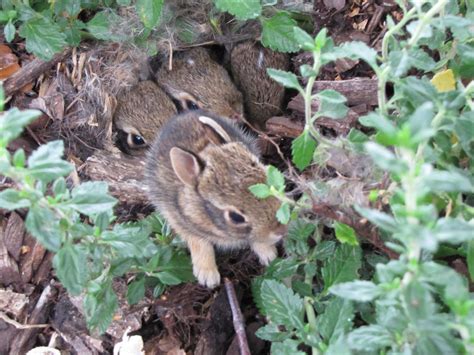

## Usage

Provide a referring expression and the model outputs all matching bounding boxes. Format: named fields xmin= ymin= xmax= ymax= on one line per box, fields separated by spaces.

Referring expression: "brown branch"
xmin=224 ymin=278 xmax=250 ymax=355
xmin=311 ymin=203 xmax=399 ymax=260
xmin=3 ymin=49 xmax=71 ymax=97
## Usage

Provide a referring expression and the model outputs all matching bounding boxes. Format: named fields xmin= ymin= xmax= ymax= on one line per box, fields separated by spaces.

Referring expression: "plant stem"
xmin=407 ymin=0 xmax=449 ymax=47
xmin=304 ymin=271 xmax=319 ymax=355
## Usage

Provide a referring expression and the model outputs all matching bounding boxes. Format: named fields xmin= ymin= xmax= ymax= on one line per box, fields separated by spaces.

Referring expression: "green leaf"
xmin=266 ymin=68 xmax=303 ymax=91
xmin=27 ymin=141 xmax=73 ymax=183
xmin=317 ymin=297 xmax=354 ymax=342
xmin=260 ymin=279 xmax=304 ymax=329
xmin=54 ymin=0 xmax=81 ymax=16
xmin=291 ymin=130 xmax=316 ymax=170
xmin=455 ymin=112 xmax=474 ymax=158
xmin=359 ymin=112 xmax=397 ymax=136
xmin=337 ymin=41 xmax=378 ymax=68
xmin=255 ymin=323 xmax=290 ymax=342
xmin=389 ymin=49 xmax=436 ymax=77
xmin=215 ymin=0 xmax=261 ymax=20
xmin=261 ymin=12 xmax=300 ymax=53
xmin=4 ymin=19 xmax=15 ymax=42
xmin=402 ymin=280 xmax=436 ymax=321
xmin=314 ymin=240 xmax=336 ymax=261
xmin=334 ymin=222 xmax=359 ymax=246
xmin=266 ymin=165 xmax=285 ymax=190
xmin=135 ymin=0 xmax=163 ymax=29
xmin=293 ymin=26 xmax=315 ymax=51
xmin=315 ymin=90 xmax=348 ymax=119
xmin=433 ymin=218 xmax=474 ymax=244
xmin=84 ymin=278 xmax=118 ymax=334
xmin=364 ymin=142 xmax=408 ymax=175
xmin=0 ymin=189 xmax=31 ymax=210
xmin=117 ymin=0 xmax=131 ymax=4
xmin=271 ymin=339 xmax=305 ymax=355
xmin=422 ymin=170 xmax=473 ymax=193
xmin=285 ymin=220 xmax=315 ymax=256
xmin=127 ymin=276 xmax=146 ymax=305
xmin=155 ymin=251 xmax=194 ymax=282
xmin=322 ymin=244 xmax=362 ymax=291
xmin=66 ymin=182 xmax=117 ymax=216
xmin=276 ymin=202 xmax=291 ymax=225
xmin=13 ymin=149 xmax=25 ymax=168
xmin=347 ymin=325 xmax=393 ymax=351
xmin=86 ymin=10 xmax=124 ymax=42
xmin=102 ymin=224 xmax=156 ymax=258
xmin=53 ymin=244 xmax=89 ymax=295
xmin=18 ymin=17 xmax=67 ymax=60
xmin=156 ymin=271 xmax=183 ymax=285
xmin=314 ymin=28 xmax=328 ymax=50
xmin=355 ymin=206 xmax=398 ymax=233
xmin=264 ymin=257 xmax=300 ymax=280
xmin=0 ymin=108 xmax=41 ymax=143
xmin=25 ymin=205 xmax=61 ymax=252
xmin=249 ymin=183 xmax=271 ymax=199
xmin=330 ymin=280 xmax=382 ymax=302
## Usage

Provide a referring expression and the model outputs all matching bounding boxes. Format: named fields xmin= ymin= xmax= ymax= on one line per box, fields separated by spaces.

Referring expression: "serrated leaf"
xmin=389 ymin=49 xmax=436 ymax=77
xmin=249 ymin=183 xmax=271 ymax=199
xmin=317 ymin=297 xmax=354 ymax=342
xmin=66 ymin=181 xmax=117 ymax=216
xmin=431 ymin=69 xmax=456 ymax=92
xmin=266 ymin=165 xmax=285 ymax=190
xmin=276 ymin=202 xmax=291 ymax=225
xmin=267 ymin=68 xmax=303 ymax=91
xmin=337 ymin=41 xmax=378 ymax=68
xmin=347 ymin=325 xmax=393 ymax=351
xmin=0 ymin=108 xmax=41 ymax=143
xmin=264 ymin=257 xmax=300 ymax=280
xmin=271 ymin=339 xmax=306 ymax=355
xmin=334 ymin=222 xmax=359 ymax=246
xmin=84 ymin=278 xmax=118 ymax=334
xmin=25 ymin=205 xmax=62 ymax=252
xmin=18 ymin=17 xmax=67 ymax=60
xmin=86 ymin=10 xmax=124 ymax=42
xmin=135 ymin=0 xmax=163 ymax=28
xmin=330 ymin=280 xmax=382 ymax=302
xmin=403 ymin=280 xmax=436 ymax=321
xmin=27 ymin=140 xmax=73 ymax=182
xmin=54 ymin=0 xmax=81 ymax=16
xmin=261 ymin=12 xmax=300 ymax=53
xmin=53 ymin=244 xmax=89 ymax=295
xmin=215 ymin=0 xmax=261 ymax=20
xmin=293 ymin=26 xmax=315 ymax=51
xmin=291 ymin=130 xmax=316 ymax=170
xmin=0 ymin=189 xmax=31 ymax=210
xmin=322 ymin=244 xmax=362 ymax=291
xmin=260 ymin=279 xmax=304 ymax=329
xmin=315 ymin=89 xmax=348 ymax=119
xmin=127 ymin=276 xmax=146 ymax=305
xmin=255 ymin=323 xmax=291 ymax=342
xmin=433 ymin=218 xmax=474 ymax=244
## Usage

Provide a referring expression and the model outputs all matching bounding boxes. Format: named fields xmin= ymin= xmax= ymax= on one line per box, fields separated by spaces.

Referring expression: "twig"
xmin=224 ymin=278 xmax=250 ymax=355
xmin=0 ymin=311 xmax=48 ymax=329
xmin=3 ymin=49 xmax=71 ymax=97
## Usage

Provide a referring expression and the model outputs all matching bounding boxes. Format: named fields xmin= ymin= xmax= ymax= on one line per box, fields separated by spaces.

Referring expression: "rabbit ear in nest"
xmin=199 ymin=115 xmax=231 ymax=145
xmin=170 ymin=147 xmax=202 ymax=186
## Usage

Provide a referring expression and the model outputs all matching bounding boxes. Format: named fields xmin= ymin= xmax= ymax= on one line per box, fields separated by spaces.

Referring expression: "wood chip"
xmin=4 ymin=212 xmax=25 ymax=262
xmin=0 ymin=218 xmax=21 ymax=285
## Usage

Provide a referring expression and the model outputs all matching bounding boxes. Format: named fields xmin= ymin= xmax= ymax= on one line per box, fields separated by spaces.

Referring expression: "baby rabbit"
xmin=114 ymin=80 xmax=177 ymax=155
xmin=155 ymin=48 xmax=244 ymax=121
xmin=145 ymin=110 xmax=287 ymax=288
xmin=230 ymin=41 xmax=290 ymax=129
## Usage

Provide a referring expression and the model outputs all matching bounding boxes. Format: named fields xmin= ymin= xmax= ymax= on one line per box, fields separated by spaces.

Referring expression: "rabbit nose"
xmin=230 ymin=112 xmax=243 ymax=122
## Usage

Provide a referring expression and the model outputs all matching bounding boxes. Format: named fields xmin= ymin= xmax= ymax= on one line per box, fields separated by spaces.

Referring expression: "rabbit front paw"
xmin=251 ymin=242 xmax=277 ymax=266
xmin=194 ymin=265 xmax=221 ymax=288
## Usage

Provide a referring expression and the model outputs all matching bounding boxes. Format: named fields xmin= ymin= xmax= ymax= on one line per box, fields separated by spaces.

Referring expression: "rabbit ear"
xmin=170 ymin=147 xmax=201 ymax=186
xmin=199 ymin=116 xmax=231 ymax=145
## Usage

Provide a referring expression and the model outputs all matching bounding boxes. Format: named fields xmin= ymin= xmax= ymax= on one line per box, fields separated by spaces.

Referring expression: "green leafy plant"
xmin=251 ymin=0 xmax=474 ymax=353
xmin=0 ymin=0 xmax=165 ymax=60
xmin=0 ymin=100 xmax=193 ymax=333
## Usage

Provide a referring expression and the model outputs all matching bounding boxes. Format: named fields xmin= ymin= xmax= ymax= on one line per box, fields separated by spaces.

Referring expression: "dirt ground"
xmin=0 ymin=1 xmax=399 ymax=353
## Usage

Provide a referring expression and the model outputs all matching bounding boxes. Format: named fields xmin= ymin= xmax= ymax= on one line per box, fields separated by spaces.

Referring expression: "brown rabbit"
xmin=230 ymin=41 xmax=290 ymax=129
xmin=155 ymin=47 xmax=244 ymax=121
xmin=114 ymin=80 xmax=177 ymax=155
xmin=145 ymin=110 xmax=287 ymax=288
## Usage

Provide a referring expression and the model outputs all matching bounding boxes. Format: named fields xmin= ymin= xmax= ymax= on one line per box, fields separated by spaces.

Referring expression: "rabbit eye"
xmin=226 ymin=210 xmax=247 ymax=225
xmin=186 ymin=100 xmax=200 ymax=110
xmin=132 ymin=134 xmax=145 ymax=146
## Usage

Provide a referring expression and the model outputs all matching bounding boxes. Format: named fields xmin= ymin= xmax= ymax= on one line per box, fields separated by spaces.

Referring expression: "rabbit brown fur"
xmin=114 ymin=80 xmax=177 ymax=155
xmin=155 ymin=48 xmax=244 ymax=120
xmin=230 ymin=41 xmax=289 ymax=129
xmin=145 ymin=110 xmax=287 ymax=288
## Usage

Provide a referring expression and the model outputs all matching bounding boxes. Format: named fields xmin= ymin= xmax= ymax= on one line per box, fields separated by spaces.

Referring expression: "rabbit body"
xmin=230 ymin=41 xmax=290 ymax=129
xmin=145 ymin=110 xmax=287 ymax=288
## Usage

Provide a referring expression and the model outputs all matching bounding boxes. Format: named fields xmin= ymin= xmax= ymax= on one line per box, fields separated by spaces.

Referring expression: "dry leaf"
xmin=431 ymin=69 xmax=456 ymax=92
